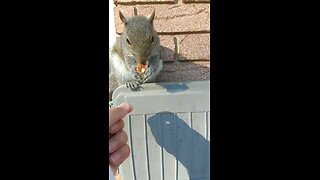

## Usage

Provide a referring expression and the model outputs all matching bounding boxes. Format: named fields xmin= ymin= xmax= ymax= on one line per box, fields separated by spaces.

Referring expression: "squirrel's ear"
xmin=119 ymin=10 xmax=127 ymax=24
xmin=147 ymin=10 xmax=155 ymax=23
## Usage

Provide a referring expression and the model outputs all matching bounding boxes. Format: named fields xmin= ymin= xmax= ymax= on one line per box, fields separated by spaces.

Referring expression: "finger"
xmin=109 ymin=119 xmax=125 ymax=135
xmin=109 ymin=103 xmax=133 ymax=127
xmin=109 ymin=144 xmax=130 ymax=171
xmin=109 ymin=131 xmax=128 ymax=154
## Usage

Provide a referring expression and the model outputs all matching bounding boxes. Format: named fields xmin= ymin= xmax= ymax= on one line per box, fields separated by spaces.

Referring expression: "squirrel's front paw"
xmin=142 ymin=67 xmax=154 ymax=83
xmin=126 ymin=81 xmax=143 ymax=91
xmin=129 ymin=67 xmax=142 ymax=82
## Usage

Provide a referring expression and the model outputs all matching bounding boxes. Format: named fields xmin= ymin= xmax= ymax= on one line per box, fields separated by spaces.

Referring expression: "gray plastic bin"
xmin=112 ymin=81 xmax=210 ymax=180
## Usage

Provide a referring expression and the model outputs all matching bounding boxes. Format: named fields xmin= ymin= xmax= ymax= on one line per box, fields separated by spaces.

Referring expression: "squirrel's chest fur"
xmin=110 ymin=39 xmax=132 ymax=85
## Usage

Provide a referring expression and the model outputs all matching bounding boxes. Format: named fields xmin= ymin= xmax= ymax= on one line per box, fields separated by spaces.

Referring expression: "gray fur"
xmin=109 ymin=10 xmax=163 ymax=100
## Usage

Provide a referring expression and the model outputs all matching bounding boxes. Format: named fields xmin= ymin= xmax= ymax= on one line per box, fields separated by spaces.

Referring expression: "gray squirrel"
xmin=109 ymin=9 xmax=163 ymax=100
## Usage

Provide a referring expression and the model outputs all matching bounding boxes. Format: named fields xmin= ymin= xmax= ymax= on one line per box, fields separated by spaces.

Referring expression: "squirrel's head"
xmin=119 ymin=10 xmax=159 ymax=66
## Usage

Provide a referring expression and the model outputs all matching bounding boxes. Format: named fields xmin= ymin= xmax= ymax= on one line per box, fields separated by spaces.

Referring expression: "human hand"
xmin=109 ymin=103 xmax=133 ymax=175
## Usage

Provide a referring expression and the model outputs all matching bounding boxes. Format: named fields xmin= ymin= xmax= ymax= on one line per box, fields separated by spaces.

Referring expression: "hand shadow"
xmin=147 ymin=112 xmax=210 ymax=179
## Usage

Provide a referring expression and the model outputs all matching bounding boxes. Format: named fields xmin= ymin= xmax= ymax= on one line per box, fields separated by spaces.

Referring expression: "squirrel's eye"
xmin=151 ymin=36 xmax=154 ymax=43
xmin=126 ymin=38 xmax=131 ymax=45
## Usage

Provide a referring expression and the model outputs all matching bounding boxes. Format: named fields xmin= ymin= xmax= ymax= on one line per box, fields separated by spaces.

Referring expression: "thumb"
xmin=109 ymin=103 xmax=133 ymax=127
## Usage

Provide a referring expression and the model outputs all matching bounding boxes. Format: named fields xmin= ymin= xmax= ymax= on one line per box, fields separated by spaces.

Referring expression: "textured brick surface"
xmin=157 ymin=61 xmax=210 ymax=82
xmin=114 ymin=4 xmax=210 ymax=34
xmin=159 ymin=34 xmax=210 ymax=61
xmin=159 ymin=35 xmax=175 ymax=62
xmin=183 ymin=0 xmax=210 ymax=2
xmin=114 ymin=0 xmax=174 ymax=5
xmin=176 ymin=34 xmax=210 ymax=61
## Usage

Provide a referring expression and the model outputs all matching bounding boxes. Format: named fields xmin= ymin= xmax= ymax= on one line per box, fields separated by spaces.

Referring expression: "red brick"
xmin=159 ymin=35 xmax=176 ymax=62
xmin=114 ymin=0 xmax=174 ymax=5
xmin=183 ymin=0 xmax=210 ymax=3
xmin=157 ymin=61 xmax=210 ymax=82
xmin=176 ymin=34 xmax=210 ymax=61
xmin=114 ymin=4 xmax=210 ymax=34
xmin=159 ymin=34 xmax=210 ymax=62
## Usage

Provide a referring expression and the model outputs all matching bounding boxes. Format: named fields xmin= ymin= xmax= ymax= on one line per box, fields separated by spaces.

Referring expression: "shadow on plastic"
xmin=147 ymin=112 xmax=210 ymax=179
xmin=156 ymin=82 xmax=189 ymax=93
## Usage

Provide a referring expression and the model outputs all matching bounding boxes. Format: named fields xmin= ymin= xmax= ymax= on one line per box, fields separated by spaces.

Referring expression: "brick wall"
xmin=112 ymin=0 xmax=210 ymax=82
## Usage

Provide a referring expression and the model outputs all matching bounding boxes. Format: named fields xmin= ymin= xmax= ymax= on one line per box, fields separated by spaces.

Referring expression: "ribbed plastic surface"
xmin=112 ymin=81 xmax=210 ymax=180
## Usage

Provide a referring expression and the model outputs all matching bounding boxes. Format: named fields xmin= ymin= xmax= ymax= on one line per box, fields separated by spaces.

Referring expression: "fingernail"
xmin=118 ymin=103 xmax=133 ymax=112
xmin=127 ymin=103 xmax=133 ymax=111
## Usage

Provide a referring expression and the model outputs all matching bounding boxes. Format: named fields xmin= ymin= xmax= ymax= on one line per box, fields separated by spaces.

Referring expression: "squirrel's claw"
xmin=126 ymin=81 xmax=143 ymax=91
xmin=142 ymin=67 xmax=154 ymax=83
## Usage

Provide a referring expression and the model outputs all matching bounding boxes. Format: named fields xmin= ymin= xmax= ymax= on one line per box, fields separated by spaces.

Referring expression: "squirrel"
xmin=109 ymin=8 xmax=163 ymax=101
